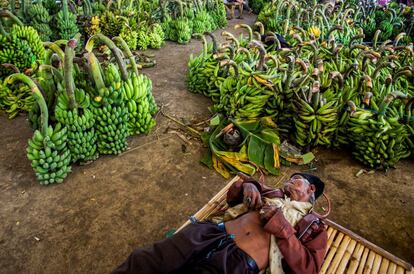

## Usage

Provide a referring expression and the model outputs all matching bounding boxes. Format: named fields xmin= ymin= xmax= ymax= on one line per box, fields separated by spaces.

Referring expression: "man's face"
xmin=283 ymin=175 xmax=316 ymax=202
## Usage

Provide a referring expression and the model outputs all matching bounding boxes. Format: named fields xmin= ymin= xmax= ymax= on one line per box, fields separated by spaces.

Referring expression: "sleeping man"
xmin=111 ymin=173 xmax=329 ymax=274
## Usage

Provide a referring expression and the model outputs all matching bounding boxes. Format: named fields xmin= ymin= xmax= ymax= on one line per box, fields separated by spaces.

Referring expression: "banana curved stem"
xmin=43 ymin=42 xmax=65 ymax=64
xmin=254 ymin=22 xmax=265 ymax=35
xmin=0 ymin=10 xmax=23 ymax=26
xmin=205 ymin=32 xmax=218 ymax=54
xmin=1 ymin=63 xmax=20 ymax=73
xmin=248 ymin=40 xmax=266 ymax=71
xmin=113 ymin=36 xmax=139 ymax=77
xmin=64 ymin=38 xmax=78 ymax=110
xmin=87 ymin=52 xmax=105 ymax=91
xmin=219 ymin=59 xmax=239 ymax=77
xmin=235 ymin=24 xmax=253 ymax=42
xmin=393 ymin=32 xmax=406 ymax=47
xmin=86 ymin=33 xmax=128 ymax=81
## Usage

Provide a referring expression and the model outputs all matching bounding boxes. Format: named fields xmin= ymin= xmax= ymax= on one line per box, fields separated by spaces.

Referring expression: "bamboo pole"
xmin=336 ymin=239 xmax=357 ymax=274
xmin=387 ymin=263 xmax=397 ymax=274
xmin=372 ymin=253 xmax=383 ymax=273
xmin=347 ymin=243 xmax=365 ymax=274
xmin=327 ymin=235 xmax=351 ymax=274
xmin=356 ymin=248 xmax=370 ymax=274
xmin=379 ymin=258 xmax=390 ymax=274
xmin=363 ymin=251 xmax=376 ymax=273
xmin=320 ymin=232 xmax=345 ymax=274
xmin=324 ymin=219 xmax=413 ymax=271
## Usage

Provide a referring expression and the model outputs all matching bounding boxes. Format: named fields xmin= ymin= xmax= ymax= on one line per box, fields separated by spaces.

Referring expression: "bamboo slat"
xmin=347 ymin=244 xmax=365 ymax=274
xmin=320 ymin=232 xmax=345 ymax=274
xmin=327 ymin=235 xmax=352 ymax=274
xmin=379 ymin=258 xmax=390 ymax=274
xmin=353 ymin=242 xmax=369 ymax=274
xmin=178 ymin=176 xmax=414 ymax=274
xmin=336 ymin=239 xmax=357 ymax=274
xmin=387 ymin=263 xmax=397 ymax=274
xmin=372 ymin=253 xmax=383 ymax=273
xmin=396 ymin=266 xmax=405 ymax=274
xmin=363 ymin=251 xmax=377 ymax=274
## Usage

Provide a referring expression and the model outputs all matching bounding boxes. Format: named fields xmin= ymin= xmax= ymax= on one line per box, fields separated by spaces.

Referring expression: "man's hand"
xmin=261 ymin=206 xmax=295 ymax=238
xmin=243 ymin=182 xmax=262 ymax=209
xmin=259 ymin=205 xmax=279 ymax=223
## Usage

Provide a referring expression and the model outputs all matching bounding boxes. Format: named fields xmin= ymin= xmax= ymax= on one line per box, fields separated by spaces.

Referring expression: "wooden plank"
xmin=356 ymin=247 xmax=370 ymax=274
xmin=337 ymin=239 xmax=357 ymax=274
xmin=379 ymin=258 xmax=390 ymax=274
xmin=320 ymin=232 xmax=345 ymax=274
xmin=327 ymin=235 xmax=351 ymax=274
xmin=387 ymin=262 xmax=397 ymax=274
xmin=372 ymin=253 xmax=383 ymax=274
xmin=325 ymin=219 xmax=413 ymax=271
xmin=347 ymin=243 xmax=365 ymax=274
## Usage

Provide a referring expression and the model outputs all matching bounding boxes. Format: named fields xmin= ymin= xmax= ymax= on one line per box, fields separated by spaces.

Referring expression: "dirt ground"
xmin=0 ymin=15 xmax=413 ymax=273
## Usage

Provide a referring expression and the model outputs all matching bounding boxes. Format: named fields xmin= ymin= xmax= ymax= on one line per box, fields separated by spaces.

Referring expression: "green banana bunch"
xmin=120 ymin=26 xmax=138 ymax=50
xmin=54 ymin=39 xmax=98 ymax=163
xmin=149 ymin=23 xmax=165 ymax=49
xmin=100 ymin=11 xmax=124 ymax=37
xmin=87 ymin=48 xmax=129 ymax=155
xmin=0 ymin=25 xmax=45 ymax=75
xmin=137 ymin=25 xmax=151 ymax=50
xmin=25 ymin=3 xmax=53 ymax=41
xmin=169 ymin=0 xmax=191 ymax=44
xmin=187 ymin=33 xmax=218 ymax=96
xmin=6 ymin=73 xmax=71 ymax=185
xmin=56 ymin=0 xmax=79 ymax=40
xmin=292 ymin=84 xmax=339 ymax=147
xmin=192 ymin=9 xmax=213 ymax=34
xmin=210 ymin=0 xmax=227 ymax=28
xmin=347 ymin=97 xmax=411 ymax=169
xmin=0 ymin=78 xmax=34 ymax=118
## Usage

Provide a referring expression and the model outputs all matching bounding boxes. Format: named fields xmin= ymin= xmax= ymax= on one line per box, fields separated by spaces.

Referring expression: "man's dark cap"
xmin=291 ymin=173 xmax=324 ymax=199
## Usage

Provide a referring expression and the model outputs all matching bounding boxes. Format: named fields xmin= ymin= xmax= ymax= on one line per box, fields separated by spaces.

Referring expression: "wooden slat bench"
xmin=178 ymin=176 xmax=413 ymax=274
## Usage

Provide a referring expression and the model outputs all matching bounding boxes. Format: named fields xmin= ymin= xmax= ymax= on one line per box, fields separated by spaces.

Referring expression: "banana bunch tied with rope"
xmin=7 ymin=73 xmax=71 ymax=185
xmin=113 ymin=36 xmax=156 ymax=135
xmin=346 ymin=94 xmax=411 ymax=169
xmin=56 ymin=0 xmax=79 ymax=40
xmin=54 ymin=38 xmax=98 ymax=163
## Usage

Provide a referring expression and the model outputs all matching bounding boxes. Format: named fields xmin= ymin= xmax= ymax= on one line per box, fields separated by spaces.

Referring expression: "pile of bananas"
xmin=6 ymin=74 xmax=71 ymax=185
xmin=187 ymin=15 xmax=414 ymax=169
xmin=0 ymin=25 xmax=45 ymax=74
xmin=57 ymin=0 xmax=79 ymax=40
xmin=54 ymin=40 xmax=98 ymax=163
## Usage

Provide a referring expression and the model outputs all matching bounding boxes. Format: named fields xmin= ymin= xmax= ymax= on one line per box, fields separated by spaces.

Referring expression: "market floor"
xmin=1 ymin=15 xmax=413 ymax=273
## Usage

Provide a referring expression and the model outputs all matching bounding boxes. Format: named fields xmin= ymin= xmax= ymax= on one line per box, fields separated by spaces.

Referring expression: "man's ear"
xmin=308 ymin=184 xmax=316 ymax=194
